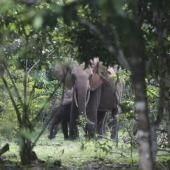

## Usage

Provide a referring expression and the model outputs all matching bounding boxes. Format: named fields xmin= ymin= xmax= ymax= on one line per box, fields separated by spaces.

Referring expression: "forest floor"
xmin=0 ymin=131 xmax=170 ymax=170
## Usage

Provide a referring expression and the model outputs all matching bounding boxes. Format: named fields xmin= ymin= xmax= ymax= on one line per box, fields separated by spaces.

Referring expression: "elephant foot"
xmin=69 ymin=128 xmax=79 ymax=140
xmin=69 ymin=132 xmax=79 ymax=140
xmin=85 ymin=133 xmax=96 ymax=140
xmin=69 ymin=135 xmax=79 ymax=140
xmin=85 ymin=124 xmax=96 ymax=139
xmin=64 ymin=135 xmax=70 ymax=140
xmin=64 ymin=137 xmax=71 ymax=141
xmin=48 ymin=134 xmax=55 ymax=140
xmin=111 ymin=129 xmax=117 ymax=139
xmin=111 ymin=135 xmax=117 ymax=142
xmin=111 ymin=134 xmax=116 ymax=140
xmin=84 ymin=133 xmax=96 ymax=141
xmin=96 ymin=134 xmax=104 ymax=140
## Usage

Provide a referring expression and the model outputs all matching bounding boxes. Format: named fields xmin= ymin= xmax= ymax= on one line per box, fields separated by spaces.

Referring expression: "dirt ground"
xmin=0 ymin=159 xmax=170 ymax=170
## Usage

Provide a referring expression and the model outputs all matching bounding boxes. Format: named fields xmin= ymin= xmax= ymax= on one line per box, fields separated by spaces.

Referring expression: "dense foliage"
xmin=0 ymin=0 xmax=170 ymax=169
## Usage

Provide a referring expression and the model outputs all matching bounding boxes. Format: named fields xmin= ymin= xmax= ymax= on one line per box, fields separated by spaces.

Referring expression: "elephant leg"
xmin=48 ymin=117 xmax=61 ymax=139
xmin=103 ymin=112 xmax=109 ymax=135
xmin=85 ymin=108 xmax=97 ymax=138
xmin=86 ymin=122 xmax=96 ymax=139
xmin=48 ymin=124 xmax=57 ymax=139
xmin=62 ymin=104 xmax=71 ymax=140
xmin=86 ymin=89 xmax=101 ymax=139
xmin=111 ymin=108 xmax=118 ymax=142
xmin=48 ymin=105 xmax=65 ymax=139
xmin=62 ymin=120 xmax=69 ymax=140
xmin=69 ymin=102 xmax=79 ymax=140
xmin=97 ymin=111 xmax=107 ymax=138
xmin=83 ymin=124 xmax=88 ymax=138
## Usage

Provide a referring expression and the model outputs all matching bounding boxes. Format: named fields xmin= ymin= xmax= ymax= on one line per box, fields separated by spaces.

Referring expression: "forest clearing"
xmin=0 ymin=0 xmax=170 ymax=170
xmin=0 ymin=130 xmax=169 ymax=169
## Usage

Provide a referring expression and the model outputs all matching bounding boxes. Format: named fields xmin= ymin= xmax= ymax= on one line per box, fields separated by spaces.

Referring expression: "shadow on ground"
xmin=0 ymin=159 xmax=170 ymax=170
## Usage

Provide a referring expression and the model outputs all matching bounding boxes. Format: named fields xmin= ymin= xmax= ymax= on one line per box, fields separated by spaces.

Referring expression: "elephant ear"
xmin=89 ymin=73 xmax=103 ymax=91
xmin=64 ymin=66 xmax=74 ymax=89
xmin=52 ymin=63 xmax=65 ymax=82
xmin=52 ymin=63 xmax=74 ymax=89
xmin=85 ymin=66 xmax=103 ymax=90
xmin=107 ymin=66 xmax=116 ymax=78
xmin=90 ymin=57 xmax=109 ymax=80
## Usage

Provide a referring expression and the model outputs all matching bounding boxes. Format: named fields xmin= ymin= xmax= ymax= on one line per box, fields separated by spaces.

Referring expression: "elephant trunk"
xmin=73 ymin=86 xmax=94 ymax=125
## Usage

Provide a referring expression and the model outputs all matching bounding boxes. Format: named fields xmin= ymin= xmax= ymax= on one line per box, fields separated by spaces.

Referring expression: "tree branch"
xmin=1 ymin=76 xmax=22 ymax=127
xmin=32 ymin=83 xmax=60 ymax=124
xmin=31 ymin=84 xmax=65 ymax=149
xmin=3 ymin=62 xmax=24 ymax=106
xmin=0 ymin=144 xmax=9 ymax=156
xmin=27 ymin=59 xmax=40 ymax=75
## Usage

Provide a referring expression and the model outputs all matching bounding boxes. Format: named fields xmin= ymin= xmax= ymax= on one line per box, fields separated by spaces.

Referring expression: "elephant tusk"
xmin=84 ymin=111 xmax=95 ymax=125
xmin=86 ymin=89 xmax=90 ymax=106
xmin=73 ymin=91 xmax=78 ymax=108
xmin=87 ymin=119 xmax=95 ymax=125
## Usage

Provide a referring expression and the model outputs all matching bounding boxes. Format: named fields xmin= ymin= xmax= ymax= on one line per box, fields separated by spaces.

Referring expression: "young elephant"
xmin=48 ymin=101 xmax=72 ymax=140
xmin=48 ymin=89 xmax=73 ymax=140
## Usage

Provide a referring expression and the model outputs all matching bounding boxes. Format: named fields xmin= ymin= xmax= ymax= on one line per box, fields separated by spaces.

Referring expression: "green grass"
xmin=32 ymin=130 xmax=140 ymax=167
xmin=0 ymin=130 xmax=169 ymax=169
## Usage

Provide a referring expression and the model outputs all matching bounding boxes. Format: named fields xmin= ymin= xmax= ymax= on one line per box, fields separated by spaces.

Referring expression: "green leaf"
xmin=24 ymin=25 xmax=32 ymax=36
xmin=33 ymin=15 xmax=43 ymax=29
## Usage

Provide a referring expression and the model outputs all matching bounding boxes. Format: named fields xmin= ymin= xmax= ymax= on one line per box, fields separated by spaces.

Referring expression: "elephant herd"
xmin=48 ymin=58 xmax=123 ymax=140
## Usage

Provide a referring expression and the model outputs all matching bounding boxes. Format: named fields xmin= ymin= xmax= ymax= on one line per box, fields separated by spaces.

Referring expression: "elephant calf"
xmin=48 ymin=101 xmax=71 ymax=140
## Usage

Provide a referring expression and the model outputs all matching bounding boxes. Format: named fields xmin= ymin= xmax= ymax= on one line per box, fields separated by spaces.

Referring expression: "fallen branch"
xmin=0 ymin=143 xmax=9 ymax=156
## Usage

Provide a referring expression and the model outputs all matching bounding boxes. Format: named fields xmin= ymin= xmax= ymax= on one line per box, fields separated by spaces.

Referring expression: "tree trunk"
xmin=165 ymin=74 xmax=170 ymax=148
xmin=20 ymin=136 xmax=37 ymax=165
xmin=127 ymin=3 xmax=153 ymax=166
xmin=131 ymin=61 xmax=153 ymax=170
xmin=157 ymin=28 xmax=170 ymax=148
xmin=128 ymin=25 xmax=153 ymax=168
xmin=168 ymin=117 xmax=170 ymax=148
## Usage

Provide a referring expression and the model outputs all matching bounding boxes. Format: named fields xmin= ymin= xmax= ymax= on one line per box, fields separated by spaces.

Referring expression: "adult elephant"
xmin=51 ymin=63 xmax=96 ymax=139
xmin=51 ymin=59 xmax=119 ymax=139
xmin=85 ymin=59 xmax=119 ymax=138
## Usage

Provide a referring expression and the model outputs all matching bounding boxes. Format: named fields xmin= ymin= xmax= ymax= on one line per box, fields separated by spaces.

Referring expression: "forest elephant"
xmin=51 ymin=62 xmax=96 ymax=139
xmin=51 ymin=59 xmax=120 ymax=139
xmin=85 ymin=58 xmax=120 ymax=139
xmin=48 ymin=90 xmax=73 ymax=140
xmin=48 ymin=103 xmax=111 ymax=140
xmin=48 ymin=101 xmax=71 ymax=140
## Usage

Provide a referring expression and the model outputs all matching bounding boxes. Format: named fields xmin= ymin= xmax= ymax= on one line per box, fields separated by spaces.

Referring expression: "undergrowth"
xmin=1 ymin=129 xmax=169 ymax=169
